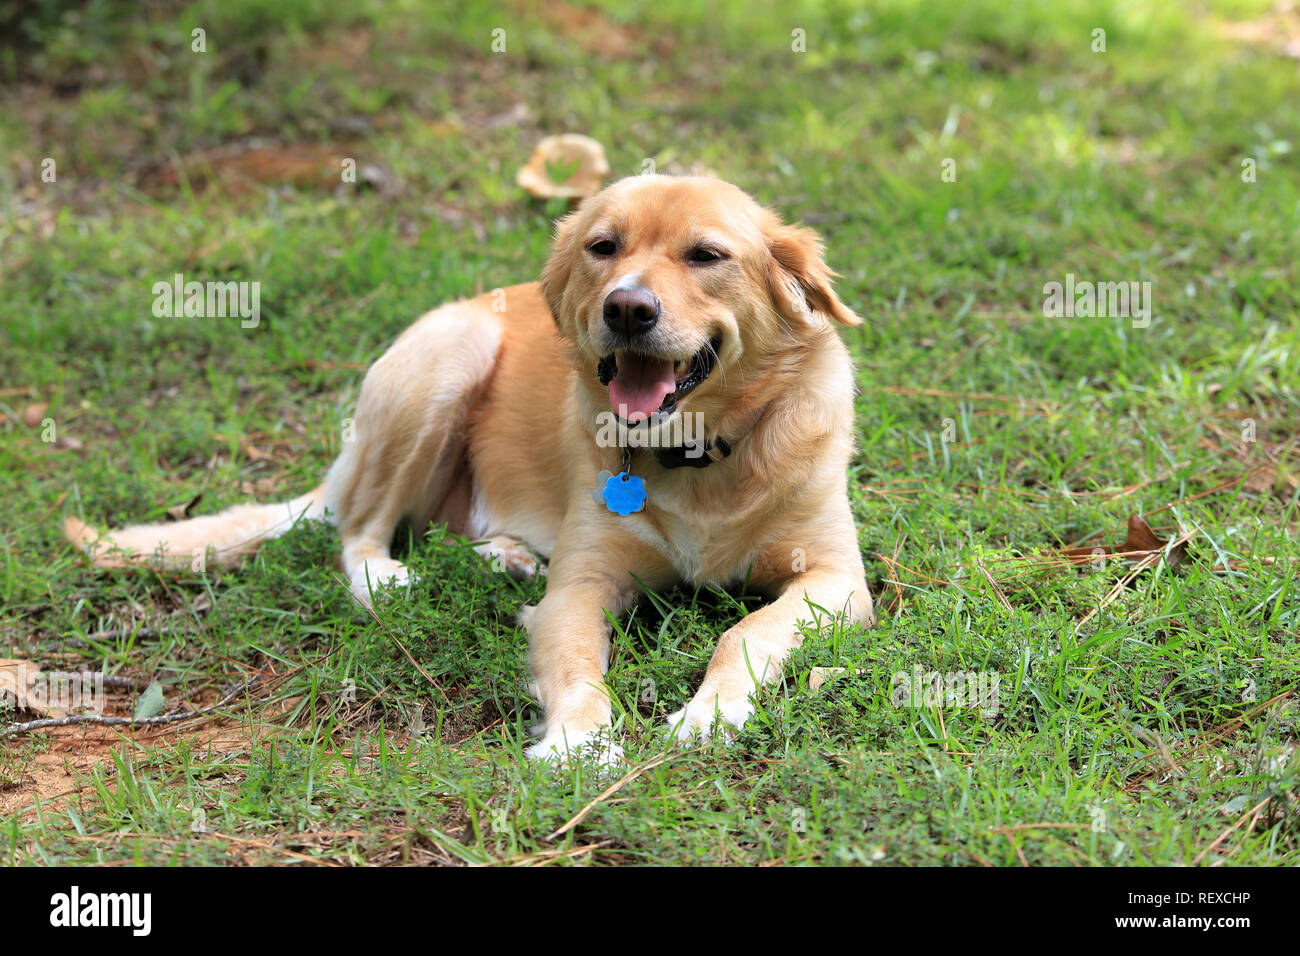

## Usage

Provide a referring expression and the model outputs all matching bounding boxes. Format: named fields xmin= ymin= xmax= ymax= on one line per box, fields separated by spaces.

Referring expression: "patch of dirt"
xmin=136 ymin=143 xmax=395 ymax=196
xmin=1 ymin=692 xmax=296 ymax=818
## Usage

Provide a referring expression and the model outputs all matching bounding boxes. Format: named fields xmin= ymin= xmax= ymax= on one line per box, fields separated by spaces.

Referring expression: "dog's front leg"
xmin=524 ymin=528 xmax=673 ymax=763
xmin=667 ymin=552 xmax=874 ymax=741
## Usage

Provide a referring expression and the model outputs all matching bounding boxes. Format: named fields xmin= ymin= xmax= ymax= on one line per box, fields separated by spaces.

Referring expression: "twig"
xmin=546 ymin=754 xmax=670 ymax=841
xmin=204 ymin=830 xmax=343 ymax=867
xmin=1 ymin=676 xmax=263 ymax=736
xmin=977 ymin=561 xmax=1013 ymax=611
xmin=494 ymin=841 xmax=611 ymax=867
xmin=1073 ymin=527 xmax=1198 ymax=634
xmin=67 ymin=670 xmax=146 ymax=691
xmin=1190 ymin=796 xmax=1273 ymax=866
xmin=1124 ymin=690 xmax=1295 ymax=789
xmin=61 ymin=625 xmax=174 ymax=647
xmin=342 ymin=574 xmax=453 ymax=709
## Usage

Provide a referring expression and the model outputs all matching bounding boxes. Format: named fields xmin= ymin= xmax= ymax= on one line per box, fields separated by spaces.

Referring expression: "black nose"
xmin=603 ymin=287 xmax=660 ymax=337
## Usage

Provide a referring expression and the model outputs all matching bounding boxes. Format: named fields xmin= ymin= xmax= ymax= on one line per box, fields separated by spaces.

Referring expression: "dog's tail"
xmin=64 ymin=484 xmax=329 ymax=571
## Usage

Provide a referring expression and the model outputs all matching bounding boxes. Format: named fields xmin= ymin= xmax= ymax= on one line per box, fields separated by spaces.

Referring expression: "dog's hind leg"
xmin=65 ymin=300 xmax=503 ymax=606
xmin=329 ymin=302 xmax=503 ymax=605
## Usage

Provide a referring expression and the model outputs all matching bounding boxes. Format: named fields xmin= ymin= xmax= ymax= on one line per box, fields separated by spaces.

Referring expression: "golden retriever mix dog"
xmin=65 ymin=175 xmax=875 ymax=761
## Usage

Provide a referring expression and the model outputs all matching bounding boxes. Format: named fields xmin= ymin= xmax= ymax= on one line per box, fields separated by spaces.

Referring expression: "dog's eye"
xmin=687 ymin=246 xmax=725 ymax=264
xmin=587 ymin=239 xmax=617 ymax=257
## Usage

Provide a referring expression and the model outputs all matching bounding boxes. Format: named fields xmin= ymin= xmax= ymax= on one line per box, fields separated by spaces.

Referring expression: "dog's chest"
xmin=631 ymin=503 xmax=759 ymax=586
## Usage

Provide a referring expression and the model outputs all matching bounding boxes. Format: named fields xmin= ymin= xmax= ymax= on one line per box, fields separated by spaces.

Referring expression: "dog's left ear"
xmin=540 ymin=211 xmax=581 ymax=329
xmin=765 ymin=222 xmax=862 ymax=327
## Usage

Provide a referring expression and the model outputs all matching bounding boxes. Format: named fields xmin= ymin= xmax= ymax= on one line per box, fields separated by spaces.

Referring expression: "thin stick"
xmin=204 ymin=830 xmax=343 ymax=867
xmin=1073 ymin=528 xmax=1197 ymax=634
xmin=1123 ymin=690 xmax=1294 ymax=789
xmin=344 ymin=574 xmax=453 ymax=709
xmin=1190 ymin=796 xmax=1273 ymax=866
xmin=61 ymin=625 xmax=173 ymax=647
xmin=546 ymin=754 xmax=670 ymax=841
xmin=977 ymin=562 xmax=1013 ymax=611
xmin=1 ymin=677 xmax=263 ymax=736
xmin=497 ymin=841 xmax=610 ymax=867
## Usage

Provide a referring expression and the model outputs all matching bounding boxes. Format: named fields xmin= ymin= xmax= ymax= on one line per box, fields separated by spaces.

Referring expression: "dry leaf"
xmin=240 ymin=440 xmax=271 ymax=462
xmin=1121 ymin=514 xmax=1187 ymax=568
xmin=166 ymin=492 xmax=202 ymax=522
xmin=1244 ymin=462 xmax=1298 ymax=499
xmin=809 ymin=667 xmax=846 ymax=692
xmin=1061 ymin=542 xmax=1112 ymax=566
xmin=1120 ymin=514 xmax=1162 ymax=552
xmin=516 ymin=134 xmax=610 ymax=199
xmin=0 ymin=402 xmax=49 ymax=427
xmin=1060 ymin=514 xmax=1187 ymax=569
xmin=22 ymin=402 xmax=48 ymax=427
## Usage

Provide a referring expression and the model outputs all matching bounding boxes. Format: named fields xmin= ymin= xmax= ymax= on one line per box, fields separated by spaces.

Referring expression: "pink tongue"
xmin=609 ymin=354 xmax=676 ymax=420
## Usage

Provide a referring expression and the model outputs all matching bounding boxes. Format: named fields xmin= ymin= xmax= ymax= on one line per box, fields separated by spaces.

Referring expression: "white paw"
xmin=348 ymin=559 xmax=412 ymax=607
xmin=526 ymin=729 xmax=624 ymax=767
xmin=476 ymin=538 xmax=545 ymax=581
xmin=663 ymin=694 xmax=755 ymax=743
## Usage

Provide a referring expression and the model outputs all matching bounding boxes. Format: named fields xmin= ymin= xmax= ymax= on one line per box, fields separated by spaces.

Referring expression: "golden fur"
xmin=64 ymin=175 xmax=875 ymax=760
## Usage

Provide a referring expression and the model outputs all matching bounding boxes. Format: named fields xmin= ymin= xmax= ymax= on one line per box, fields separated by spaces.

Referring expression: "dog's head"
xmin=541 ymin=175 xmax=860 ymax=432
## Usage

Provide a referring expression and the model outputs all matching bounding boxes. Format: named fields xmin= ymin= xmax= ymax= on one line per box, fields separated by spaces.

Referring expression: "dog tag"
xmin=592 ymin=470 xmax=613 ymax=505
xmin=601 ymin=471 xmax=646 ymax=516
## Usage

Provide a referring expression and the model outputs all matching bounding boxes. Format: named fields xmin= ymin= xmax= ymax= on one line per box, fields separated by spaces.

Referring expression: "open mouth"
xmin=597 ymin=336 xmax=721 ymax=421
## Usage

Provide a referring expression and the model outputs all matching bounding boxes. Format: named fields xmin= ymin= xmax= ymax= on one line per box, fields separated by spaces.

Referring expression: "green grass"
xmin=1 ymin=0 xmax=1297 ymax=865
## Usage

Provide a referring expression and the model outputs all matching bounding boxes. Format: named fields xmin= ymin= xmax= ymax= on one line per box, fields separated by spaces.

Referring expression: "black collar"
xmin=608 ymin=403 xmax=769 ymax=472
xmin=650 ymin=400 xmax=771 ymax=470
xmin=652 ymin=436 xmax=732 ymax=470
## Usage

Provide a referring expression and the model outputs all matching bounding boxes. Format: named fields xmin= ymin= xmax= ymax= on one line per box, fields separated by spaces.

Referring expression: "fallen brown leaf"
xmin=240 ymin=440 xmax=271 ymax=462
xmin=517 ymin=134 xmax=610 ymax=199
xmin=808 ymin=667 xmax=846 ymax=692
xmin=1244 ymin=462 xmax=1298 ymax=499
xmin=166 ymin=492 xmax=203 ymax=522
xmin=1122 ymin=514 xmax=1188 ymax=568
xmin=0 ymin=402 xmax=49 ymax=427
xmin=1059 ymin=513 xmax=1188 ymax=569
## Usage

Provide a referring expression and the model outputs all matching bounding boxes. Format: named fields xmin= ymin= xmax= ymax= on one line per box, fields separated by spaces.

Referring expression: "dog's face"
xmin=541 ymin=175 xmax=860 ymax=430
